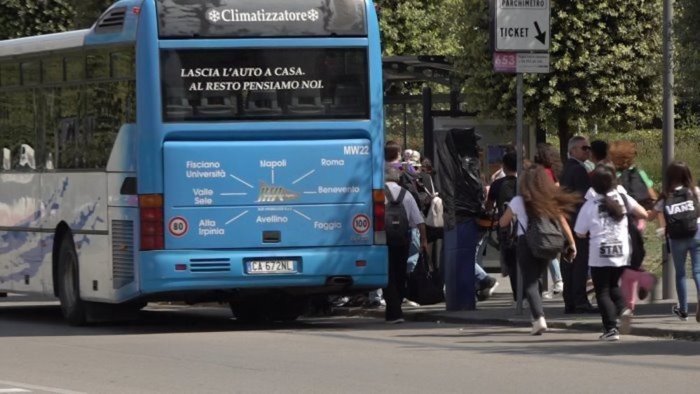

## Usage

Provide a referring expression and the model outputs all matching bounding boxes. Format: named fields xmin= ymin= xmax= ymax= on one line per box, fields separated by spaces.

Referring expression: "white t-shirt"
xmin=584 ymin=185 xmax=627 ymax=200
xmin=654 ymin=186 xmax=700 ymax=239
xmin=574 ymin=190 xmax=643 ymax=267
xmin=507 ymin=196 xmax=529 ymax=236
xmin=385 ymin=182 xmax=424 ymax=228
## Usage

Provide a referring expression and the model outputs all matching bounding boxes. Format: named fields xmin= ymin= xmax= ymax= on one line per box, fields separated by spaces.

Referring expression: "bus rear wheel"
xmin=57 ymin=236 xmax=88 ymax=326
xmin=229 ymin=295 xmax=307 ymax=323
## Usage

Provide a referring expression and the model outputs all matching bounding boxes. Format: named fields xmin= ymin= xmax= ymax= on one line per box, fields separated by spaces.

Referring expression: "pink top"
xmin=544 ymin=167 xmax=557 ymax=183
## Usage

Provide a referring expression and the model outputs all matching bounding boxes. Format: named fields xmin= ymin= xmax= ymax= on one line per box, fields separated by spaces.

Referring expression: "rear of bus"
xmin=134 ymin=0 xmax=387 ymax=311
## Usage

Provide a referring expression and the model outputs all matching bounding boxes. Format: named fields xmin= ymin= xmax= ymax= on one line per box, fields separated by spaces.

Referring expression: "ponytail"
xmin=601 ymin=196 xmax=625 ymax=222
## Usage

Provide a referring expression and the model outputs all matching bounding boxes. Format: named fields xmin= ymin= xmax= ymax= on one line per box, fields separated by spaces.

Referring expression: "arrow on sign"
xmin=534 ymin=22 xmax=547 ymax=45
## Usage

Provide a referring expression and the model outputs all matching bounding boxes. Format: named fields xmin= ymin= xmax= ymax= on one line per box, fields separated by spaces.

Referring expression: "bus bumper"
xmin=137 ymin=245 xmax=388 ymax=294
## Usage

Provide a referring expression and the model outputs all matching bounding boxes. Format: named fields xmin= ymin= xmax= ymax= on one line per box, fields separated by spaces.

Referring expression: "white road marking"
xmin=0 ymin=380 xmax=86 ymax=394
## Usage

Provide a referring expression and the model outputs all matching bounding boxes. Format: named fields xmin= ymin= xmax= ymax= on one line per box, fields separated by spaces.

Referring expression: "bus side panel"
xmin=106 ymin=206 xmax=140 ymax=303
xmin=0 ymin=173 xmax=42 ymax=293
xmin=40 ymin=173 xmax=111 ymax=302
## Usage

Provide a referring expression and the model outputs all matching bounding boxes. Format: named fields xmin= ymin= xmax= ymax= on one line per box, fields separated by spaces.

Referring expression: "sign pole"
xmin=515 ymin=72 xmax=524 ymax=315
xmin=661 ymin=0 xmax=675 ymax=299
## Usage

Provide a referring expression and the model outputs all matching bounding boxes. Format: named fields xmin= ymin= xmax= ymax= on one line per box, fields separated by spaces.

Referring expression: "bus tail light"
xmin=372 ymin=189 xmax=386 ymax=244
xmin=139 ymin=194 xmax=164 ymax=250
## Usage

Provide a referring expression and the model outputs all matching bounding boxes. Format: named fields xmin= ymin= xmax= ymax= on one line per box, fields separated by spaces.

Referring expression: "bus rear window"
xmin=160 ymin=48 xmax=369 ymax=122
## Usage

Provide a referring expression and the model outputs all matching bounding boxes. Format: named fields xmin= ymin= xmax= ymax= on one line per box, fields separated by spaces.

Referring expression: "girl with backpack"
xmin=574 ymin=165 xmax=648 ymax=341
xmin=652 ymin=161 xmax=700 ymax=323
xmin=498 ymin=164 xmax=579 ymax=335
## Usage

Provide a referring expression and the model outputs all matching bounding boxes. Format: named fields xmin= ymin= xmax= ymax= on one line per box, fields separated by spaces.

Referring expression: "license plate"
xmin=246 ymin=260 xmax=297 ymax=274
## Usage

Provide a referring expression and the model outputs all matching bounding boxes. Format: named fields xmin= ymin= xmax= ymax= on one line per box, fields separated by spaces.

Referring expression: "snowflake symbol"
xmin=307 ymin=9 xmax=319 ymax=21
xmin=207 ymin=10 xmax=221 ymax=23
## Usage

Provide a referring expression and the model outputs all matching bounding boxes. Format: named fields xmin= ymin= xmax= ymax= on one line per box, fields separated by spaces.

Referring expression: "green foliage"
xmin=66 ymin=0 xmax=114 ymax=29
xmin=455 ymin=1 xmax=663 ymax=155
xmin=677 ymin=0 xmax=700 ymax=124
xmin=0 ymin=0 xmax=73 ymax=39
xmin=376 ymin=0 xmax=461 ymax=57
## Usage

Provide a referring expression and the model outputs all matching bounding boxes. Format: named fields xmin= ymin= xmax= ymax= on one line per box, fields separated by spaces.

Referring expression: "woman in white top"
xmin=574 ymin=164 xmax=647 ymax=341
xmin=499 ymin=165 xmax=578 ymax=335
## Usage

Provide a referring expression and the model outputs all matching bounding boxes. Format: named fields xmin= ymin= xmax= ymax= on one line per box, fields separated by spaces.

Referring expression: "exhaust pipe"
xmin=326 ymin=276 xmax=353 ymax=286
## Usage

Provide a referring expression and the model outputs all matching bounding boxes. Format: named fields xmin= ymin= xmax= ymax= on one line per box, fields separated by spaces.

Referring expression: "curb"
xmin=333 ymin=307 xmax=700 ymax=341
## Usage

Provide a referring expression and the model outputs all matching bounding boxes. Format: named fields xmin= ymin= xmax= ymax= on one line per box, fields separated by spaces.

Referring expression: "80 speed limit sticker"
xmin=168 ymin=217 xmax=188 ymax=237
xmin=352 ymin=214 xmax=371 ymax=234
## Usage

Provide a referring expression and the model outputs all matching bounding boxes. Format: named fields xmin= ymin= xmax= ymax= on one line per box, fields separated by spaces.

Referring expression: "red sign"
xmin=352 ymin=214 xmax=371 ymax=234
xmin=493 ymin=52 xmax=517 ymax=73
xmin=168 ymin=217 xmax=189 ymax=237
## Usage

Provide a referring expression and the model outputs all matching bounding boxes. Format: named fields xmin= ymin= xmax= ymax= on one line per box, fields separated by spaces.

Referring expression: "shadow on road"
xmin=0 ymin=301 xmax=396 ymax=338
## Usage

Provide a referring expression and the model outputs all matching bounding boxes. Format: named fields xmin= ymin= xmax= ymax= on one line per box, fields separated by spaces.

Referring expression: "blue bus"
xmin=0 ymin=0 xmax=387 ymax=324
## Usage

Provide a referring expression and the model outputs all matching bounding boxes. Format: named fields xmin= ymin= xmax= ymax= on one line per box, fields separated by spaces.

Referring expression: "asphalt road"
xmin=1 ymin=299 xmax=699 ymax=394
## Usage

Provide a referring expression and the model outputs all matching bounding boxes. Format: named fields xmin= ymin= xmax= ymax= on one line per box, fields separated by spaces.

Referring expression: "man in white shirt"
xmin=384 ymin=167 xmax=427 ymax=323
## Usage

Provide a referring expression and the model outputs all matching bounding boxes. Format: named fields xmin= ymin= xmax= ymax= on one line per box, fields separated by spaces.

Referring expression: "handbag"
xmin=407 ymin=252 xmax=444 ymax=305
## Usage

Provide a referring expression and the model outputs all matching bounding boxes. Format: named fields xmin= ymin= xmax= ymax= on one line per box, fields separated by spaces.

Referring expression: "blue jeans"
xmin=669 ymin=237 xmax=700 ymax=312
xmin=549 ymin=258 xmax=562 ymax=283
xmin=407 ymin=228 xmax=420 ymax=273
xmin=475 ymin=263 xmax=488 ymax=288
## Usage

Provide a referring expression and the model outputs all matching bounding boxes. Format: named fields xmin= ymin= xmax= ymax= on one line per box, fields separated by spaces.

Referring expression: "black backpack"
xmin=399 ymin=171 xmax=431 ymax=215
xmin=384 ymin=186 xmax=411 ymax=246
xmin=619 ymin=168 xmax=653 ymax=209
xmin=519 ymin=216 xmax=565 ymax=260
xmin=496 ymin=176 xmax=517 ymax=217
xmin=663 ymin=187 xmax=699 ymax=240
xmin=621 ymin=194 xmax=646 ymax=269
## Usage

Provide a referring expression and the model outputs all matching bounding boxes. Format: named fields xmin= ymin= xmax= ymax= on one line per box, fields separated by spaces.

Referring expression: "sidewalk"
xmin=336 ymin=276 xmax=700 ymax=341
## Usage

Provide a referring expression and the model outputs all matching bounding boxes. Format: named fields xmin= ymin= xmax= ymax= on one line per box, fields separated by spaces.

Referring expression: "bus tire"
xmin=266 ymin=297 xmax=306 ymax=322
xmin=229 ymin=300 xmax=266 ymax=323
xmin=57 ymin=236 xmax=88 ymax=326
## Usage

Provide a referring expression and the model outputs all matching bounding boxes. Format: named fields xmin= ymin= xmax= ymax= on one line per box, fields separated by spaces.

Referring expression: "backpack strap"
xmin=385 ymin=185 xmax=406 ymax=205
xmin=395 ymin=187 xmax=407 ymax=204
xmin=384 ymin=185 xmax=393 ymax=202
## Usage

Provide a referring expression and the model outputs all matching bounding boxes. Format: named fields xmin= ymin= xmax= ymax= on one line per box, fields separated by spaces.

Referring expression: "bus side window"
xmin=2 ymin=148 xmax=10 ymax=170
xmin=18 ymin=144 xmax=36 ymax=170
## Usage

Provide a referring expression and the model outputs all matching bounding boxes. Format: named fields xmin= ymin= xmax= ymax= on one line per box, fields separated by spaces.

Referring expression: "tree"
xmin=454 ymin=0 xmax=663 ymax=156
xmin=66 ymin=0 xmax=114 ymax=29
xmin=0 ymin=0 xmax=73 ymax=39
xmin=377 ymin=0 xmax=460 ymax=57
xmin=676 ymin=0 xmax=700 ymax=125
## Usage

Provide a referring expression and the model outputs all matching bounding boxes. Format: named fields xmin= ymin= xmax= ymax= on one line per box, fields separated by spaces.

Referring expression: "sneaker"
xmin=619 ymin=308 xmax=633 ymax=335
xmin=552 ymin=280 xmax=563 ymax=294
xmin=386 ymin=318 xmax=405 ymax=324
xmin=599 ymin=328 xmax=620 ymax=341
xmin=332 ymin=296 xmax=350 ymax=307
xmin=403 ymin=299 xmax=420 ymax=307
xmin=531 ymin=316 xmax=547 ymax=335
xmin=477 ymin=277 xmax=499 ymax=301
xmin=673 ymin=305 xmax=689 ymax=321
xmin=542 ymin=291 xmax=553 ymax=300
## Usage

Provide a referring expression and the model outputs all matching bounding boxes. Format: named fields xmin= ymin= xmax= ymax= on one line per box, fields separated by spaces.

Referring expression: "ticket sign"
xmin=493 ymin=52 xmax=549 ymax=74
xmin=495 ymin=0 xmax=550 ymax=52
